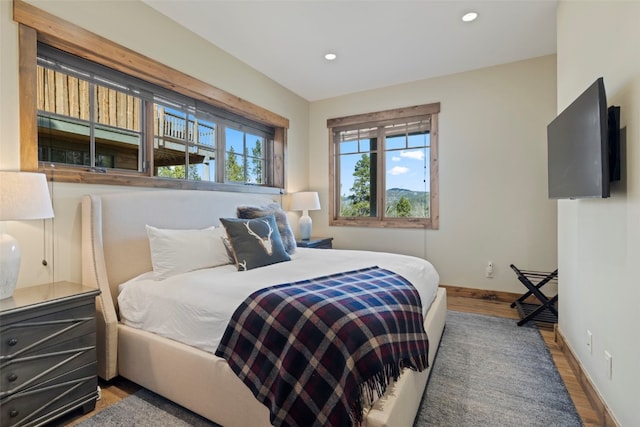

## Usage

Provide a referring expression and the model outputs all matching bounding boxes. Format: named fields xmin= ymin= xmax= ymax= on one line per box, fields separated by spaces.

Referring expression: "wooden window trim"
xmin=14 ymin=0 xmax=287 ymax=194
xmin=328 ymin=103 xmax=440 ymax=229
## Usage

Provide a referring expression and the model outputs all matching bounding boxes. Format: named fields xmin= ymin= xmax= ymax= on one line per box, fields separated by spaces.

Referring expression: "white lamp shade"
xmin=0 ymin=171 xmax=54 ymax=220
xmin=290 ymin=191 xmax=321 ymax=211
xmin=0 ymin=171 xmax=54 ymax=299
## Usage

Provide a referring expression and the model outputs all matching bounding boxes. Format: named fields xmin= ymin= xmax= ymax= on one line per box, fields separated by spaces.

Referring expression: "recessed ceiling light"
xmin=324 ymin=53 xmax=337 ymax=61
xmin=462 ymin=12 xmax=478 ymax=22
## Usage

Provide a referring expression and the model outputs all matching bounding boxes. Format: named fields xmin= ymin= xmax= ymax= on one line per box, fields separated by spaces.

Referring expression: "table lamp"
xmin=0 ymin=171 xmax=54 ymax=299
xmin=290 ymin=191 xmax=320 ymax=241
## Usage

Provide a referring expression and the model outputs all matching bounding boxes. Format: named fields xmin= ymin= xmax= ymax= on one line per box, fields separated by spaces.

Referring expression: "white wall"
xmin=0 ymin=0 xmax=310 ymax=287
xmin=557 ymin=2 xmax=640 ymax=426
xmin=310 ymin=55 xmax=558 ymax=293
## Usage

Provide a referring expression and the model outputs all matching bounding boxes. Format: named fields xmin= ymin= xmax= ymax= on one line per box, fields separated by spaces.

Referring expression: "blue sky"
xmin=339 ymin=133 xmax=431 ymax=196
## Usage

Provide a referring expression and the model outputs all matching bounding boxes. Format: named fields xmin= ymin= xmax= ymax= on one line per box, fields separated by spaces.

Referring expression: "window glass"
xmin=384 ymin=123 xmax=430 ymax=218
xmin=153 ymin=103 xmax=217 ymax=181
xmin=37 ymin=66 xmax=142 ymax=171
xmin=191 ymin=116 xmax=216 ymax=182
xmin=225 ymin=128 xmax=244 ymax=183
xmin=246 ymin=132 xmax=264 ymax=185
xmin=225 ymin=128 xmax=266 ymax=184
xmin=337 ymin=129 xmax=377 ymax=217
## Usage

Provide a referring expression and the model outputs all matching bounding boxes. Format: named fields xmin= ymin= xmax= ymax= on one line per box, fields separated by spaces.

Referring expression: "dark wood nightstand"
xmin=0 ymin=282 xmax=100 ymax=426
xmin=296 ymin=237 xmax=333 ymax=249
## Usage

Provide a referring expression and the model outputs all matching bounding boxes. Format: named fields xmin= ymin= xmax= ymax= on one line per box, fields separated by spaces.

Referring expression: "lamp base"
xmin=299 ymin=213 xmax=312 ymax=241
xmin=0 ymin=233 xmax=20 ymax=299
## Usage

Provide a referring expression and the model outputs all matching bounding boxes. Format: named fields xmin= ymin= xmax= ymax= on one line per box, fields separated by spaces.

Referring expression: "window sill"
xmin=330 ymin=217 xmax=436 ymax=230
xmin=39 ymin=164 xmax=283 ymax=195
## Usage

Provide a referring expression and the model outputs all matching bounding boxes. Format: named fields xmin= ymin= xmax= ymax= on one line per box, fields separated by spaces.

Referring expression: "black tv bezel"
xmin=547 ymin=78 xmax=620 ymax=200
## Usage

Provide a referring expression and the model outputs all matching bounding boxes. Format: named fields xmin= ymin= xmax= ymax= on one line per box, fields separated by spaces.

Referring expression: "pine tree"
xmin=251 ymin=139 xmax=262 ymax=184
xmin=347 ymin=154 xmax=371 ymax=216
xmin=226 ymin=146 xmax=244 ymax=182
xmin=396 ymin=196 xmax=412 ymax=217
xmin=157 ymin=165 xmax=200 ymax=180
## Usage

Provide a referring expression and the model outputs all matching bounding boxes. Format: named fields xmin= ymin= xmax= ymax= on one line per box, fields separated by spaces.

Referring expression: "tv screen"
xmin=547 ymin=78 xmax=610 ymax=199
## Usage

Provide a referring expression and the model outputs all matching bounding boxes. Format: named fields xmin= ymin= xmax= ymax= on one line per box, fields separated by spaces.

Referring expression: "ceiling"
xmin=142 ymin=0 xmax=558 ymax=102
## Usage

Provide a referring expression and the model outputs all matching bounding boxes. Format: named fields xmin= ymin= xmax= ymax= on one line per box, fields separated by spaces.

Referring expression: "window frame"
xmin=14 ymin=0 xmax=287 ymax=194
xmin=328 ymin=103 xmax=440 ymax=229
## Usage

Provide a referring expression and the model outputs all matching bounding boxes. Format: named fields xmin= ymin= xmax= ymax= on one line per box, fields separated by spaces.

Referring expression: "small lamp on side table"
xmin=0 ymin=171 xmax=55 ymax=299
xmin=290 ymin=191 xmax=320 ymax=241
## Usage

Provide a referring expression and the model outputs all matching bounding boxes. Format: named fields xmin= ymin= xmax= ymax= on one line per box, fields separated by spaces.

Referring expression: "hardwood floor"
xmin=54 ymin=294 xmax=600 ymax=426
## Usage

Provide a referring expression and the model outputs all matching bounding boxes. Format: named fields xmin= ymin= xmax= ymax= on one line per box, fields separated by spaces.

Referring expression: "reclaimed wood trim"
xmin=272 ymin=128 xmax=286 ymax=189
xmin=40 ymin=166 xmax=282 ymax=195
xmin=328 ymin=129 xmax=337 ymax=227
xmin=429 ymin=112 xmax=439 ymax=229
xmin=330 ymin=217 xmax=431 ymax=229
xmin=441 ymin=284 xmax=522 ymax=304
xmin=18 ymin=24 xmax=38 ymax=171
xmin=327 ymin=103 xmax=440 ymax=129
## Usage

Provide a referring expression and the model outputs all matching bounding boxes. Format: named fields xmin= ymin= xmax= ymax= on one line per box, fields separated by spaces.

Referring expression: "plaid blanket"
xmin=215 ymin=266 xmax=429 ymax=427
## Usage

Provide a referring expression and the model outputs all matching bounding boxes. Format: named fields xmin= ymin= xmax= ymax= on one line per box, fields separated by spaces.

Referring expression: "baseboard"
xmin=441 ymin=284 xmax=522 ymax=304
xmin=554 ymin=327 xmax=620 ymax=427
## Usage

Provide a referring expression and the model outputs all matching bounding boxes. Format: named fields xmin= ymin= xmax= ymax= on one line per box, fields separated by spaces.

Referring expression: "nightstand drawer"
xmin=296 ymin=237 xmax=333 ymax=249
xmin=1 ymin=303 xmax=95 ymax=357
xmin=0 ymin=362 xmax=97 ymax=427
xmin=1 ymin=342 xmax=95 ymax=395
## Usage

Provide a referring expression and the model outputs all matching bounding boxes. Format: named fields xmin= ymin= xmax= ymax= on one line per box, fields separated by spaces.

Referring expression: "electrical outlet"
xmin=605 ymin=351 xmax=612 ymax=380
xmin=586 ymin=330 xmax=592 ymax=354
xmin=485 ymin=261 xmax=494 ymax=278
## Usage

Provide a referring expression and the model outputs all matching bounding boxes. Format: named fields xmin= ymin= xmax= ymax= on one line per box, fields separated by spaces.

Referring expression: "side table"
xmin=296 ymin=237 xmax=333 ymax=249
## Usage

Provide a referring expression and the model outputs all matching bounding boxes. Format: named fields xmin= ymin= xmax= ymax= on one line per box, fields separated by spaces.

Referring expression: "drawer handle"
xmin=7 ymin=338 xmax=18 ymax=346
xmin=8 ymin=373 xmax=17 ymax=382
xmin=9 ymin=409 xmax=19 ymax=418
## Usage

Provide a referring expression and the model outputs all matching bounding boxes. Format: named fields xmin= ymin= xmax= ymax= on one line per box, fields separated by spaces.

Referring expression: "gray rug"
xmin=416 ymin=311 xmax=581 ymax=426
xmin=78 ymin=311 xmax=581 ymax=427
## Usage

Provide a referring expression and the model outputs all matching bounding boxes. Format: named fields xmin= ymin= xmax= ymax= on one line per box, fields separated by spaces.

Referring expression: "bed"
xmin=81 ymin=189 xmax=447 ymax=427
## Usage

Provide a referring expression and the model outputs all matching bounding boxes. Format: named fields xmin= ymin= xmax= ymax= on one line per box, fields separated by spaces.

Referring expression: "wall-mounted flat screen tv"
xmin=547 ymin=77 xmax=620 ymax=199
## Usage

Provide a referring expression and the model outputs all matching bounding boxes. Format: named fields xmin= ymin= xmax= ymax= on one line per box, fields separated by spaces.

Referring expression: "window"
xmin=328 ymin=103 xmax=439 ymax=229
xmin=15 ymin=2 xmax=287 ymax=194
xmin=35 ymin=43 xmax=274 ymax=186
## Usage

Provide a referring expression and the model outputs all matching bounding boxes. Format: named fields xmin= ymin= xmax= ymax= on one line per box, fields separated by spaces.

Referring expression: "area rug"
xmin=77 ymin=311 xmax=582 ymax=427
xmin=416 ymin=310 xmax=582 ymax=426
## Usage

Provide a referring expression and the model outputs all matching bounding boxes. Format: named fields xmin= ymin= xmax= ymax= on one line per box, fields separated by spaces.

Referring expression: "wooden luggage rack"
xmin=510 ymin=264 xmax=558 ymax=327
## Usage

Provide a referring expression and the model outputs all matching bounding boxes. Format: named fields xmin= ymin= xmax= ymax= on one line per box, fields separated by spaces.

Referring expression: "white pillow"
xmin=145 ymin=225 xmax=231 ymax=279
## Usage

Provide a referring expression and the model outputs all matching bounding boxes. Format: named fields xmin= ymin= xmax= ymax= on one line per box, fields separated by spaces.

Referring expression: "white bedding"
xmin=117 ymin=248 xmax=440 ymax=353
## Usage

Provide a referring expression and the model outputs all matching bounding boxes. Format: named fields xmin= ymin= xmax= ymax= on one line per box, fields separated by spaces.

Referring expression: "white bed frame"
xmin=81 ymin=189 xmax=447 ymax=427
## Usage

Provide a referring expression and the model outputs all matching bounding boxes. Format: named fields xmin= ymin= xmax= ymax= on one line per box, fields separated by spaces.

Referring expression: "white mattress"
xmin=117 ymin=248 xmax=440 ymax=353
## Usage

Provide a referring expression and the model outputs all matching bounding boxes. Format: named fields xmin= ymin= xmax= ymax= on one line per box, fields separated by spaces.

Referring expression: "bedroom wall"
xmin=309 ymin=55 xmax=559 ymax=294
xmin=0 ymin=0 xmax=310 ymax=287
xmin=556 ymin=1 xmax=640 ymax=425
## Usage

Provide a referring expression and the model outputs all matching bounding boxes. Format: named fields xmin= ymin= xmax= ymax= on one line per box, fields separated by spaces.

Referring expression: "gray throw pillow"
xmin=237 ymin=203 xmax=296 ymax=254
xmin=220 ymin=215 xmax=291 ymax=271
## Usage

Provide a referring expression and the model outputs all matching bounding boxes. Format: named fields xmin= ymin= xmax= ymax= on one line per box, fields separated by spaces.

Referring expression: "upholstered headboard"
xmin=81 ymin=189 xmax=277 ymax=379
